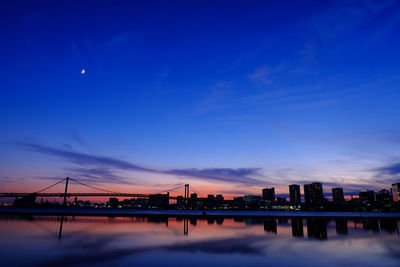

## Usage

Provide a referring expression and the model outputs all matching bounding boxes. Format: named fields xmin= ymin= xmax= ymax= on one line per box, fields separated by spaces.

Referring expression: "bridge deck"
xmin=0 ymin=193 xmax=179 ymax=199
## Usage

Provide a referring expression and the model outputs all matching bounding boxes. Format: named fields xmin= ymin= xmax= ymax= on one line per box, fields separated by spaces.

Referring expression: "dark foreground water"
xmin=0 ymin=215 xmax=399 ymax=267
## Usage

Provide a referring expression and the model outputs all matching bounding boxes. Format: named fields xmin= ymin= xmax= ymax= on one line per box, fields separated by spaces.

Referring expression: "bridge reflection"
xmin=1 ymin=215 xmax=399 ymax=241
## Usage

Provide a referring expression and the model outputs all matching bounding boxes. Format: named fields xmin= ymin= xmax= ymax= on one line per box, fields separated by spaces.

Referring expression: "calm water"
xmin=0 ymin=215 xmax=399 ymax=267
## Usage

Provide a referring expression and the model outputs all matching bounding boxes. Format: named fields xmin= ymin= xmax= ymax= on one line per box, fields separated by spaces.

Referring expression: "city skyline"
xmin=1 ymin=1 xmax=400 ymax=197
xmin=1 ymin=176 xmax=398 ymax=202
xmin=2 ymin=2 xmax=400 ymax=266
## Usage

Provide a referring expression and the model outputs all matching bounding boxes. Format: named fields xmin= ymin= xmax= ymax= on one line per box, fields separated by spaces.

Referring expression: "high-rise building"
xmin=216 ymin=194 xmax=224 ymax=202
xmin=332 ymin=188 xmax=344 ymax=204
xmin=149 ymin=193 xmax=169 ymax=209
xmin=304 ymin=184 xmax=312 ymax=204
xmin=262 ymin=187 xmax=275 ymax=202
xmin=359 ymin=190 xmax=376 ymax=204
xmin=392 ymin=183 xmax=400 ymax=202
xmin=289 ymin=184 xmax=301 ymax=204
xmin=190 ymin=193 xmax=198 ymax=209
xmin=304 ymin=182 xmax=324 ymax=206
xmin=376 ymin=189 xmax=391 ymax=207
xmin=277 ymin=197 xmax=287 ymax=204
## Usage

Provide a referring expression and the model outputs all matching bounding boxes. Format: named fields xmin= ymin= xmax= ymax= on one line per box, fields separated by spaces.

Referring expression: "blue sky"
xmin=1 ymin=0 xmax=400 ymax=197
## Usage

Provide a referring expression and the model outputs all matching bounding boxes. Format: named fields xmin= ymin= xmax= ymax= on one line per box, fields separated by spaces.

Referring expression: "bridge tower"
xmin=63 ymin=177 xmax=69 ymax=207
xmin=184 ymin=184 xmax=189 ymax=199
xmin=184 ymin=184 xmax=189 ymax=209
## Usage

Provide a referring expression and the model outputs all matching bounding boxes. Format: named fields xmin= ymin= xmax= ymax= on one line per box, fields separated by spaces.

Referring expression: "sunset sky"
xmin=1 ymin=0 xmax=400 ymax=198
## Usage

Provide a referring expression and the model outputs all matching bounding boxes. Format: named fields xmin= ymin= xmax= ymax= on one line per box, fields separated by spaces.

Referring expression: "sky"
xmin=1 ymin=0 xmax=400 ymax=198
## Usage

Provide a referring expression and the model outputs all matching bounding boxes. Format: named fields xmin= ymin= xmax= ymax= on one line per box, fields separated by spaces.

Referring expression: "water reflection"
xmin=307 ymin=218 xmax=327 ymax=240
xmin=335 ymin=219 xmax=348 ymax=235
xmin=264 ymin=218 xmax=277 ymax=233
xmin=2 ymin=215 xmax=400 ymax=240
xmin=292 ymin=218 xmax=304 ymax=237
xmin=0 ymin=215 xmax=399 ymax=266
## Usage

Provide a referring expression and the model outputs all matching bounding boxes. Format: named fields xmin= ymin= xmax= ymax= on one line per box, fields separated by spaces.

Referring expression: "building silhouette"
xmin=304 ymin=182 xmax=324 ymax=206
xmin=207 ymin=194 xmax=215 ymax=209
xmin=392 ymin=183 xmax=400 ymax=202
xmin=276 ymin=197 xmax=287 ymax=205
xmin=332 ymin=188 xmax=344 ymax=204
xmin=262 ymin=187 xmax=275 ymax=202
xmin=190 ymin=193 xmax=198 ymax=209
xmin=149 ymin=193 xmax=169 ymax=209
xmin=289 ymin=184 xmax=301 ymax=204
xmin=14 ymin=193 xmax=36 ymax=208
xmin=359 ymin=190 xmax=376 ymax=204
xmin=376 ymin=189 xmax=392 ymax=208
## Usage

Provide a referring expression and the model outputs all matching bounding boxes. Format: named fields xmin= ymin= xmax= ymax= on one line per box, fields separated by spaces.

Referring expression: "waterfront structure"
xmin=332 ymin=188 xmax=344 ymax=204
xmin=3 ymin=176 xmax=400 ymax=212
xmin=376 ymin=189 xmax=391 ymax=207
xmin=149 ymin=193 xmax=169 ymax=209
xmin=304 ymin=184 xmax=312 ymax=204
xmin=262 ymin=187 xmax=275 ymax=202
xmin=392 ymin=183 xmax=400 ymax=202
xmin=289 ymin=184 xmax=301 ymax=204
xmin=304 ymin=182 xmax=324 ymax=206
xmin=359 ymin=190 xmax=376 ymax=204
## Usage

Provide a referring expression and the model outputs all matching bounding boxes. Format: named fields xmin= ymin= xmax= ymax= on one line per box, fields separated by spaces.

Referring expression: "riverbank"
xmin=1 ymin=207 xmax=400 ymax=218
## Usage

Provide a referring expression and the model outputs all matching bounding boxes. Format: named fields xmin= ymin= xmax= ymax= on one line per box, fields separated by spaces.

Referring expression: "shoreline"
xmin=1 ymin=208 xmax=400 ymax=218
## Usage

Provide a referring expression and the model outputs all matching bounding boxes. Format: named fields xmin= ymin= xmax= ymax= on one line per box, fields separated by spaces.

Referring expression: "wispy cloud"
xmin=375 ymin=162 xmax=400 ymax=176
xmin=16 ymin=142 xmax=266 ymax=186
xmin=16 ymin=142 xmax=152 ymax=172
xmin=64 ymin=167 xmax=135 ymax=184
xmin=166 ymin=168 xmax=263 ymax=186
xmin=372 ymin=161 xmax=400 ymax=186
xmin=248 ymin=66 xmax=271 ymax=85
xmin=0 ymin=176 xmax=15 ymax=185
xmin=30 ymin=234 xmax=268 ymax=267
xmin=67 ymin=128 xmax=87 ymax=148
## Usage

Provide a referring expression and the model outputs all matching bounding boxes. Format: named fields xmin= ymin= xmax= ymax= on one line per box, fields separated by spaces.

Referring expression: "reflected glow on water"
xmin=0 ymin=215 xmax=399 ymax=266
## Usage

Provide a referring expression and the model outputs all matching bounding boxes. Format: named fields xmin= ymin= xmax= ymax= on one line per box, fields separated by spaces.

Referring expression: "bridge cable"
xmin=36 ymin=178 xmax=67 ymax=193
xmin=158 ymin=184 xmax=185 ymax=193
xmin=69 ymin=178 xmax=117 ymax=193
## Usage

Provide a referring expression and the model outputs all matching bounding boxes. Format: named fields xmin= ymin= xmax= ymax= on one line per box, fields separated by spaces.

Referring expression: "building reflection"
xmin=335 ymin=219 xmax=348 ymax=235
xmin=264 ymin=218 xmax=277 ymax=233
xmin=398 ymin=221 xmax=400 ymax=235
xmin=9 ymin=215 xmax=400 ymax=242
xmin=291 ymin=218 xmax=304 ymax=237
xmin=379 ymin=219 xmax=399 ymax=234
xmin=307 ymin=219 xmax=327 ymax=240
xmin=184 ymin=217 xmax=188 ymax=235
xmin=363 ymin=220 xmax=380 ymax=232
xmin=190 ymin=218 xmax=197 ymax=226
xmin=58 ymin=215 xmax=64 ymax=240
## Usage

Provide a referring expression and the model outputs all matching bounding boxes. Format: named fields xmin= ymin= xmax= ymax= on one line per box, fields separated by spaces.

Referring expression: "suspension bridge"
xmin=0 ymin=177 xmax=192 ymax=203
